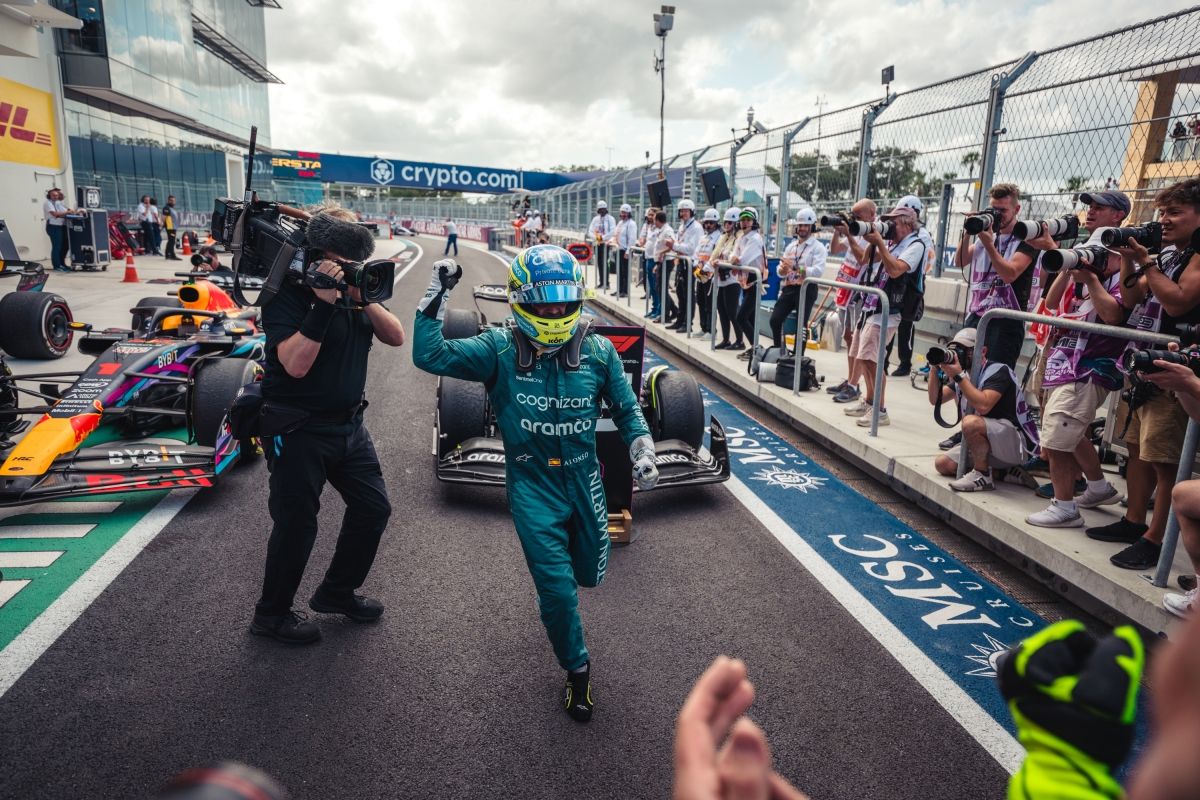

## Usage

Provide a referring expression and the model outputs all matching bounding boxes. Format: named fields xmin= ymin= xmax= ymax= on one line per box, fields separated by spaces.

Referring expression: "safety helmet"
xmin=898 ymin=195 xmax=923 ymax=214
xmin=597 ymin=200 xmax=608 ymax=210
xmin=739 ymin=206 xmax=759 ymax=222
xmin=703 ymin=207 xmax=720 ymax=222
xmin=723 ymin=207 xmax=741 ymax=223
xmin=620 ymin=203 xmax=633 ymax=214
xmin=508 ymin=245 xmax=586 ymax=347
xmin=678 ymin=199 xmax=696 ymax=213
xmin=794 ymin=207 xmax=817 ymax=226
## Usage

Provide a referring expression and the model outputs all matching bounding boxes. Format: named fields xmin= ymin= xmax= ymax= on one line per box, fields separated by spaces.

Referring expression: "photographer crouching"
xmin=252 ymin=205 xmax=406 ymax=644
xmin=931 ymin=328 xmax=1038 ymax=490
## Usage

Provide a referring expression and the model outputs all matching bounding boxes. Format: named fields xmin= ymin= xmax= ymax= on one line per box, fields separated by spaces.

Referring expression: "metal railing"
xmin=969 ymin=307 xmax=1188 ymax=585
xmin=797 ymin=277 xmax=890 ymax=436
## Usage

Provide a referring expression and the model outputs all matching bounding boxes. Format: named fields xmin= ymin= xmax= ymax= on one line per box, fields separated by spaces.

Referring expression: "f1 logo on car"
xmin=603 ymin=335 xmax=640 ymax=353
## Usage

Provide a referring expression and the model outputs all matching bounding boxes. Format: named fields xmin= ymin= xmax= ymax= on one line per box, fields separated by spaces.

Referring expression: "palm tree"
xmin=1059 ymin=175 xmax=1089 ymax=200
xmin=961 ymin=152 xmax=980 ymax=203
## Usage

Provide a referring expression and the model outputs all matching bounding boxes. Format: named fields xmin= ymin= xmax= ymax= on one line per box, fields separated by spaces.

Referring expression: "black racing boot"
xmin=563 ymin=662 xmax=594 ymax=723
xmin=250 ymin=610 xmax=321 ymax=644
xmin=309 ymin=586 xmax=384 ymax=623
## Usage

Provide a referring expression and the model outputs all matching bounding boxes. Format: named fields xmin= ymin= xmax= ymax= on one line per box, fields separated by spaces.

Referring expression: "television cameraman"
xmin=955 ymin=182 xmax=1042 ymax=368
xmin=1024 ymin=192 xmax=1130 ymax=529
xmin=1089 ymin=178 xmax=1200 ymax=571
xmin=251 ymin=205 xmax=406 ymax=645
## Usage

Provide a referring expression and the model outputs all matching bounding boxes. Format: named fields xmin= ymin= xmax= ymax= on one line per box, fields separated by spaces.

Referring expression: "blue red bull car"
xmin=0 ymin=278 xmax=264 ymax=506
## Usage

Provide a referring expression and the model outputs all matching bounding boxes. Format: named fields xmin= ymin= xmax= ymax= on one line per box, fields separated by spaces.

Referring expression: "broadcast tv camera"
xmin=209 ymin=126 xmax=395 ymax=307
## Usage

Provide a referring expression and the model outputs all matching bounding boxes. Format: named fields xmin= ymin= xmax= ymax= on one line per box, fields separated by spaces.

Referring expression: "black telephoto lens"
xmin=926 ymin=346 xmax=953 ymax=366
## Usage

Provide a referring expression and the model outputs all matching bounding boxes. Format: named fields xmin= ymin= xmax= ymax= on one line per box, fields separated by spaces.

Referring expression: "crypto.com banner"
xmin=267 ymin=150 xmax=572 ymax=194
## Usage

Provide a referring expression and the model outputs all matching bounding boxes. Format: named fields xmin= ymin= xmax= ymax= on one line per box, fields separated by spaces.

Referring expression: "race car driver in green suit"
xmin=413 ymin=245 xmax=658 ymax=722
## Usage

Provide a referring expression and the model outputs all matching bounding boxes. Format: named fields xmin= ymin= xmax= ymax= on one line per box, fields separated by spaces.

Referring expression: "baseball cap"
xmin=880 ymin=205 xmax=918 ymax=222
xmin=1078 ymin=190 xmax=1131 ymax=217
xmin=950 ymin=328 xmax=977 ymax=349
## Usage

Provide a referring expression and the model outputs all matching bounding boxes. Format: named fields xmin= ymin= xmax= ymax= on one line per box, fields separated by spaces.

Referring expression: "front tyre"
xmin=0 ymin=292 xmax=73 ymax=359
xmin=193 ymin=359 xmax=261 ymax=463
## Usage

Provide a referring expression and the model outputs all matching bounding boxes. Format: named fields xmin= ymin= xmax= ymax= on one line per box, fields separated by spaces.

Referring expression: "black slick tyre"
xmin=649 ymin=370 xmax=704 ymax=450
xmin=442 ymin=308 xmax=480 ymax=340
xmin=437 ymin=377 xmax=487 ymax=457
xmin=193 ymin=358 xmax=260 ymax=449
xmin=0 ymin=291 xmax=74 ymax=360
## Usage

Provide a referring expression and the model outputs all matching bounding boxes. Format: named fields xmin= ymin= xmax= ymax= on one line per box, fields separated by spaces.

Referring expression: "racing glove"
xmin=631 ymin=435 xmax=659 ymax=491
xmin=997 ymin=619 xmax=1144 ymax=800
xmin=418 ymin=259 xmax=463 ymax=321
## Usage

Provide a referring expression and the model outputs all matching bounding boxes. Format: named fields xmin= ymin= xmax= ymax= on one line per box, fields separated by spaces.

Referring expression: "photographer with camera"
xmin=684 ymin=207 xmax=722 ymax=334
xmin=843 ymin=205 xmax=926 ymax=427
xmin=825 ymin=199 xmax=877 ymax=404
xmin=955 ymin=183 xmax=1044 ymax=368
xmin=251 ymin=206 xmax=406 ymax=645
xmin=887 ymin=195 xmax=933 ymax=377
xmin=1024 ymin=192 xmax=1130 ymax=528
xmin=413 ymin=246 xmax=657 ymax=723
xmin=930 ymin=328 xmax=1038 ymax=490
xmin=1088 ymin=178 xmax=1200 ymax=570
xmin=711 ymin=207 xmax=745 ymax=350
xmin=771 ymin=208 xmax=826 ymax=353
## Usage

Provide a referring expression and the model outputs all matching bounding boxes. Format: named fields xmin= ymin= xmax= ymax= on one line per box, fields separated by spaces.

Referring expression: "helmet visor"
xmin=510 ymin=281 xmax=585 ymax=305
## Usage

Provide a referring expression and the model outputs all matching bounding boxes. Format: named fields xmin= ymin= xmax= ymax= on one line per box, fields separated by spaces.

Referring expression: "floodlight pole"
xmin=657 ymin=35 xmax=667 ymax=179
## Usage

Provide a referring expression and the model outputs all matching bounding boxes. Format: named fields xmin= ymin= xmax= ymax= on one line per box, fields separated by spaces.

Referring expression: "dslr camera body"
xmin=210 ymin=198 xmax=395 ymax=307
xmin=926 ymin=341 xmax=972 ymax=369
xmin=1123 ymin=323 xmax=1200 ymax=376
xmin=964 ymin=207 xmax=1004 ymax=236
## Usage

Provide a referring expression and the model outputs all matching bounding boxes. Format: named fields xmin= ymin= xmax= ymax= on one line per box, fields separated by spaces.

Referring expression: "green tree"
xmin=1059 ymin=175 xmax=1089 ymax=194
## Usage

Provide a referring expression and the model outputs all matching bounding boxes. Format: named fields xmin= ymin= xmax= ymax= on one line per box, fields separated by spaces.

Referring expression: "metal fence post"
xmin=1155 ymin=418 xmax=1200 ymax=587
xmin=854 ymin=93 xmax=896 ymax=200
xmin=776 ymin=117 xmax=811 ymax=258
xmin=977 ymin=51 xmax=1037 ymax=206
xmin=690 ymin=147 xmax=712 ymax=208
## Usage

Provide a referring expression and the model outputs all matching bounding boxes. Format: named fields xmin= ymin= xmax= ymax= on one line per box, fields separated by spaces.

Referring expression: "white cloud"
xmin=265 ymin=0 xmax=1198 ymax=171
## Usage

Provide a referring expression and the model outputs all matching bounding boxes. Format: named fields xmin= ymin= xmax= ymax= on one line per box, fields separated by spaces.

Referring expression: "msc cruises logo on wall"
xmin=371 ymin=158 xmax=395 ymax=185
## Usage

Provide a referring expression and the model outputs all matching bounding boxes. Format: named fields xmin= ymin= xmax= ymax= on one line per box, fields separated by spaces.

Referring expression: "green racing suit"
xmin=413 ymin=311 xmax=651 ymax=670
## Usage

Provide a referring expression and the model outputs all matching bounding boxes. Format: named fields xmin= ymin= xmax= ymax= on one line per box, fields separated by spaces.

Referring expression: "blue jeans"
xmin=46 ymin=223 xmax=67 ymax=270
xmin=444 ymin=233 xmax=458 ymax=255
xmin=647 ymin=260 xmax=660 ymax=313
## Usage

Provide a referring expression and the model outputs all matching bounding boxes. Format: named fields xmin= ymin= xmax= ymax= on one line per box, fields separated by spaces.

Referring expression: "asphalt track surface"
xmin=0 ymin=241 xmax=1010 ymax=799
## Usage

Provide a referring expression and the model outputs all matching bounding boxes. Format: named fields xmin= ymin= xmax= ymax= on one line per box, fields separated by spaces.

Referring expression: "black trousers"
xmin=595 ymin=244 xmax=609 ymax=290
xmin=616 ymin=250 xmax=630 ymax=296
xmin=717 ymin=283 xmax=740 ymax=343
xmin=770 ymin=284 xmax=818 ymax=351
xmin=139 ymin=220 xmax=153 ymax=254
xmin=736 ymin=286 xmax=758 ymax=346
xmin=257 ymin=421 xmax=392 ymax=615
xmin=661 ymin=259 xmax=678 ymax=318
xmin=165 ymin=229 xmax=177 ymax=259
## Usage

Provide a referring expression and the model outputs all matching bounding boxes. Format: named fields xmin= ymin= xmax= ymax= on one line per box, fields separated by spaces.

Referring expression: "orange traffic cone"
xmin=181 ymin=235 xmax=192 ymax=256
xmin=121 ymin=252 xmax=139 ymax=283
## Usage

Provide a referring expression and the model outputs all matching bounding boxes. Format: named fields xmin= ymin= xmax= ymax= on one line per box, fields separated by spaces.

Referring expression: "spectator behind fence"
xmin=611 ymin=203 xmax=638 ymax=297
xmin=1172 ymin=119 xmax=1189 ymax=160
xmin=587 ymin=201 xmax=615 ymax=290
xmin=644 ymin=209 xmax=670 ymax=319
xmin=1091 ymin=177 xmax=1200 ymax=571
xmin=827 ymin=199 xmax=877 ymax=404
xmin=686 ymin=207 xmax=721 ymax=335
xmin=931 ymin=328 xmax=1038 ymax=491
xmin=1141 ymin=344 xmax=1200 ymax=618
xmin=665 ymin=199 xmax=702 ymax=331
xmin=712 ymin=207 xmax=744 ymax=350
xmin=730 ymin=207 xmax=767 ymax=360
xmin=523 ymin=209 xmax=543 ymax=245
xmin=1024 ymin=192 xmax=1129 ymax=528
xmin=887 ymin=195 xmax=933 ymax=377
xmin=843 ymin=205 xmax=926 ymax=427
xmin=773 ymin=208 xmax=826 ymax=354
xmin=955 ymin=182 xmax=1041 ymax=368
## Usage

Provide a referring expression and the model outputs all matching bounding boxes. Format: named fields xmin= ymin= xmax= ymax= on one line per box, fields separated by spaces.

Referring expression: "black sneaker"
xmin=309 ymin=587 xmax=384 ymax=623
xmin=938 ymin=432 xmax=962 ymax=451
xmin=826 ymin=379 xmax=850 ymax=395
xmin=1181 ymin=574 xmax=1198 ymax=592
xmin=1086 ymin=518 xmax=1149 ymax=543
xmin=890 ymin=364 xmax=911 ymax=377
xmin=250 ymin=610 xmax=321 ymax=644
xmin=563 ymin=663 xmax=593 ymax=722
xmin=1110 ymin=537 xmax=1162 ymax=570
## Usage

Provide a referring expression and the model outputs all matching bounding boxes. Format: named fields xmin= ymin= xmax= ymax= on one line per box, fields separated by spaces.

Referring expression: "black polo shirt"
xmin=262 ymin=281 xmax=374 ymax=412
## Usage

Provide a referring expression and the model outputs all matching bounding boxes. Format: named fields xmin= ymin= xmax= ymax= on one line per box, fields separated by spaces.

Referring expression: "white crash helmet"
xmin=619 ymin=203 xmax=633 ymax=214
xmin=898 ymin=195 xmax=923 ymax=215
xmin=794 ymin=207 xmax=817 ymax=226
xmin=722 ymin=207 xmax=741 ymax=223
xmin=703 ymin=207 xmax=720 ymax=223
xmin=739 ymin=206 xmax=759 ymax=222
xmin=596 ymin=200 xmax=608 ymax=210
xmin=678 ymin=199 xmax=696 ymax=213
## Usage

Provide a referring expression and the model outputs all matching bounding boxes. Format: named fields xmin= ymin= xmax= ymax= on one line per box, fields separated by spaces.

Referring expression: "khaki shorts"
xmin=946 ymin=417 xmax=1026 ymax=468
xmin=1040 ymin=382 xmax=1110 ymax=452
xmin=1124 ymin=390 xmax=1190 ymax=464
xmin=850 ymin=318 xmax=896 ymax=363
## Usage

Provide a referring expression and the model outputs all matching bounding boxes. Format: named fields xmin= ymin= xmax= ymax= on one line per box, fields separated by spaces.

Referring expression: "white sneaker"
xmin=1163 ymin=588 xmax=1197 ymax=619
xmin=856 ymin=410 xmax=889 ymax=427
xmin=844 ymin=401 xmax=870 ymax=417
xmin=1077 ymin=483 xmax=1121 ymax=508
xmin=950 ymin=469 xmax=995 ymax=492
xmin=1001 ymin=467 xmax=1038 ymax=489
xmin=1025 ymin=500 xmax=1084 ymax=528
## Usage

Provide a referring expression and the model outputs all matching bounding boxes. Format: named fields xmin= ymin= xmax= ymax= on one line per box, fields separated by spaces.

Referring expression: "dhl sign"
xmin=0 ymin=76 xmax=59 ymax=169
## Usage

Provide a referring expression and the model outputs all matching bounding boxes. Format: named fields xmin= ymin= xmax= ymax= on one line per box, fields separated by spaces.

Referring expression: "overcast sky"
xmin=264 ymin=0 xmax=1196 ymax=173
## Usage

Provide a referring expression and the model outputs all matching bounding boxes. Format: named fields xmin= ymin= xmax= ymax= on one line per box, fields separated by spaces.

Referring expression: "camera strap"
xmin=933 ymin=375 xmax=962 ymax=429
